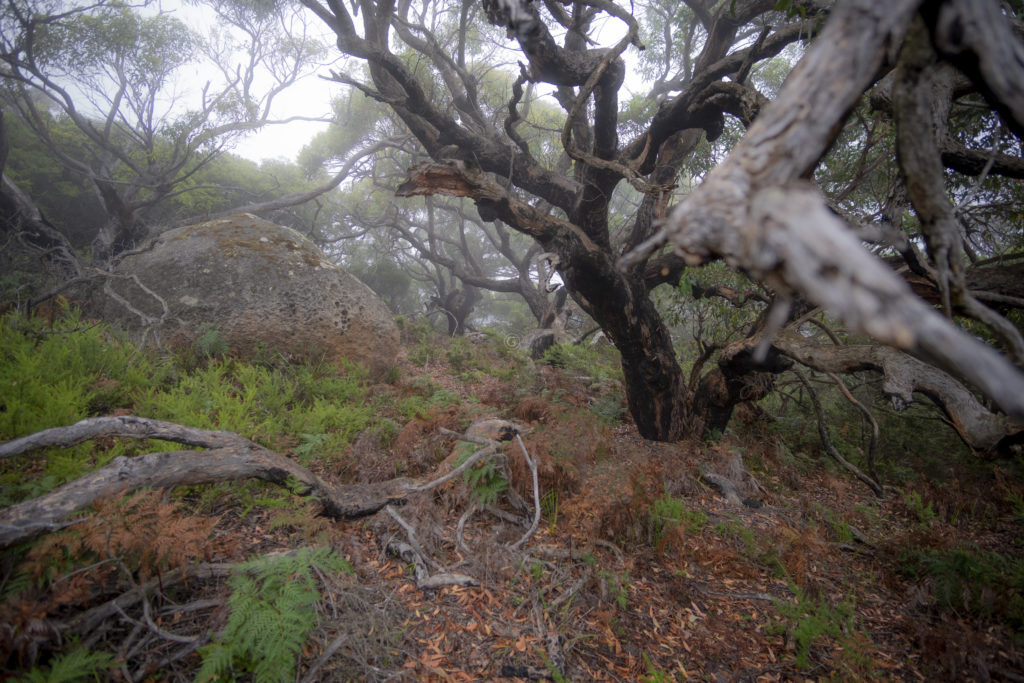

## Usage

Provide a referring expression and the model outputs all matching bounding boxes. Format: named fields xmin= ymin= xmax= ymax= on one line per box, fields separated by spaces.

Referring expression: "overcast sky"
xmin=162 ymin=1 xmax=641 ymax=165
xmin=232 ymin=82 xmax=337 ymax=163
xmin=162 ymin=0 xmax=340 ymax=164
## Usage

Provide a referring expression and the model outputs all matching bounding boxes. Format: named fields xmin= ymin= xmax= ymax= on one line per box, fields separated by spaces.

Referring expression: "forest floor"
xmin=2 ymin=321 xmax=1024 ymax=681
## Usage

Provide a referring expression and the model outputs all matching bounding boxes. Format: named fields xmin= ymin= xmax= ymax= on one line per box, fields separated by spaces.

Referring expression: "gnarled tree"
xmin=300 ymin=0 xmax=1024 ymax=446
xmin=0 ymin=0 xmax=332 ymax=265
xmin=301 ymin=89 xmax=582 ymax=333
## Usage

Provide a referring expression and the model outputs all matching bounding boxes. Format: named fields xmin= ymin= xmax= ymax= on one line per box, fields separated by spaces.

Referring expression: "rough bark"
xmin=930 ymin=0 xmax=1024 ymax=140
xmin=636 ymin=0 xmax=1024 ymax=422
xmin=693 ymin=336 xmax=792 ymax=436
xmin=397 ymin=161 xmax=691 ymax=439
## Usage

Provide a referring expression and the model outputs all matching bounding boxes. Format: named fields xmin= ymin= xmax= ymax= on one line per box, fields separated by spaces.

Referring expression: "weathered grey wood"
xmin=0 ymin=419 xmax=418 ymax=548
xmin=0 ymin=415 xmax=241 ymax=458
xmin=634 ymin=0 xmax=1024 ymax=421
xmin=776 ymin=335 xmax=1023 ymax=453
xmin=934 ymin=0 xmax=1024 ymax=139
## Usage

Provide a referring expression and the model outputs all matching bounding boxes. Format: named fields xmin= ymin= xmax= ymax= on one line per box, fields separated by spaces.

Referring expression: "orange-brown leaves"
xmin=24 ymin=490 xmax=222 ymax=591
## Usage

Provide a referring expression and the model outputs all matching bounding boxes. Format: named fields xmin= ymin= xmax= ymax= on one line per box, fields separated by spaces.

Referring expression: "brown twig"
xmin=794 ymin=369 xmax=884 ymax=497
xmin=825 ymin=371 xmax=880 ymax=484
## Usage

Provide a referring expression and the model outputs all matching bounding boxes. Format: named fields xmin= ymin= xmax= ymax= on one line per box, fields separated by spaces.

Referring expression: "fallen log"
xmin=0 ymin=415 xmax=517 ymax=548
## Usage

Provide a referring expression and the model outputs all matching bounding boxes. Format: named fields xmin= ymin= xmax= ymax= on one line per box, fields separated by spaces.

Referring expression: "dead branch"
xmin=776 ymin=335 xmax=1023 ymax=453
xmin=112 ymin=599 xmax=199 ymax=645
xmin=299 ymin=632 xmax=349 ymax=683
xmin=826 ymin=371 xmax=880 ymax=483
xmin=383 ymin=422 xmax=541 ymax=587
xmin=793 ymin=369 xmax=885 ymax=498
xmin=0 ymin=415 xmax=242 ymax=458
xmin=384 ymin=539 xmax=478 ymax=590
xmin=385 ymin=506 xmax=444 ymax=573
xmin=509 ymin=434 xmax=541 ymax=551
xmin=0 ymin=416 xmax=527 ymax=548
xmin=456 ymin=503 xmax=477 ymax=555
xmin=0 ymin=416 xmax=551 ymax=588
xmin=70 ymin=562 xmax=234 ymax=644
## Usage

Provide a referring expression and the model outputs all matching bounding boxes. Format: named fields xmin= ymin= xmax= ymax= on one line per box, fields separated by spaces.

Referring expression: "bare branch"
xmin=794 ymin=368 xmax=884 ymax=497
xmin=826 ymin=371 xmax=880 ymax=483
xmin=624 ymin=0 xmax=1024 ymax=421
xmin=776 ymin=335 xmax=1023 ymax=453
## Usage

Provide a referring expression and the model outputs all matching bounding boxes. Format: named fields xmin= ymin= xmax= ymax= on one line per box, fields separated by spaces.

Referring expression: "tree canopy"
xmin=2 ymin=0 xmax=1024 ymax=458
xmin=0 ymin=0 xmax=332 ymax=263
xmin=290 ymin=0 xmax=1024 ymax=453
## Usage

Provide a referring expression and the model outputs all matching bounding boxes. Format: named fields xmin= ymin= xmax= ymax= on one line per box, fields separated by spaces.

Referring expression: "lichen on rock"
xmin=95 ymin=214 xmax=399 ymax=378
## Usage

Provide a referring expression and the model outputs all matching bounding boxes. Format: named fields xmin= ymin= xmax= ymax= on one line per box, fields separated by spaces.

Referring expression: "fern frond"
xmin=17 ymin=644 xmax=115 ymax=683
xmin=198 ymin=547 xmax=351 ymax=682
xmin=194 ymin=642 xmax=234 ymax=683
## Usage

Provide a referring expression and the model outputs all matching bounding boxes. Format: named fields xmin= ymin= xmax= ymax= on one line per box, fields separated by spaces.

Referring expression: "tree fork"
xmin=397 ymin=161 xmax=695 ymax=441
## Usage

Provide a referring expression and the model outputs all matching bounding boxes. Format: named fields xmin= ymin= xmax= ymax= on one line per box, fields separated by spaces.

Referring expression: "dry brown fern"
xmin=22 ymin=490 xmax=224 ymax=596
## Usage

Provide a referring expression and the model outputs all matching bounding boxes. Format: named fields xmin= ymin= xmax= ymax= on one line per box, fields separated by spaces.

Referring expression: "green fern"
xmin=0 ymin=308 xmax=143 ymax=439
xmin=195 ymin=323 xmax=228 ymax=358
xmin=17 ymin=644 xmax=115 ymax=682
xmin=770 ymin=585 xmax=862 ymax=669
xmin=294 ymin=432 xmax=331 ymax=465
xmin=455 ymin=445 xmax=509 ymax=507
xmin=196 ymin=547 xmax=352 ymax=683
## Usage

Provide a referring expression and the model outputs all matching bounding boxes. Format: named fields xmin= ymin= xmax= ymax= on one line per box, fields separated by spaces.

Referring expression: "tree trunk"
xmin=618 ymin=324 xmax=692 ymax=441
xmin=395 ymin=161 xmax=759 ymax=442
xmin=693 ymin=339 xmax=792 ymax=436
xmin=556 ymin=241 xmax=692 ymax=441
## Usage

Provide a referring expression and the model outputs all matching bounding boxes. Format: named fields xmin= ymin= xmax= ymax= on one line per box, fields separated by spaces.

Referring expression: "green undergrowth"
xmin=541 ymin=342 xmax=621 ymax=383
xmin=454 ymin=441 xmax=509 ymax=507
xmin=197 ymin=546 xmax=353 ymax=682
xmin=650 ymin=492 xmax=707 ymax=551
xmin=0 ymin=306 xmax=156 ymax=439
xmin=15 ymin=643 xmax=117 ymax=682
xmin=0 ymin=308 xmax=391 ymax=507
xmin=769 ymin=584 xmax=870 ymax=674
xmin=759 ymin=373 xmax=974 ymax=487
xmin=135 ymin=355 xmax=373 ymax=456
xmin=897 ymin=544 xmax=1024 ymax=631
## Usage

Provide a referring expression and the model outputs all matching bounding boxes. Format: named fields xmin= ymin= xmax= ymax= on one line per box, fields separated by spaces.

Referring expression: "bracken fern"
xmin=16 ymin=643 xmax=115 ymax=682
xmin=196 ymin=546 xmax=353 ymax=683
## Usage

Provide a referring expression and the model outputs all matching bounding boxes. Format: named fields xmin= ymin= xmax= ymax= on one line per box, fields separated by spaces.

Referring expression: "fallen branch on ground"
xmin=0 ymin=415 xmax=527 ymax=549
xmin=385 ymin=539 xmax=478 ymax=590
xmin=381 ymin=422 xmax=542 ymax=589
xmin=70 ymin=562 xmax=234 ymax=645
